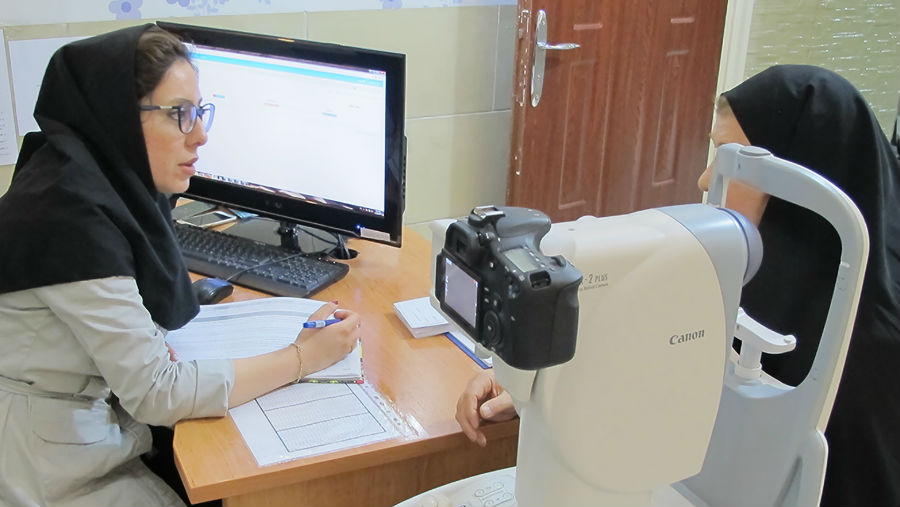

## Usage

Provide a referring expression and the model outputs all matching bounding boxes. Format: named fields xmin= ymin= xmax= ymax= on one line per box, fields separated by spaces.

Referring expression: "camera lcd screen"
xmin=442 ymin=256 xmax=479 ymax=329
xmin=504 ymin=247 xmax=539 ymax=273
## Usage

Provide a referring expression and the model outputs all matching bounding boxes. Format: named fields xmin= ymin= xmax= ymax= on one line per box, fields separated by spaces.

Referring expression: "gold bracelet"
xmin=292 ymin=341 xmax=303 ymax=383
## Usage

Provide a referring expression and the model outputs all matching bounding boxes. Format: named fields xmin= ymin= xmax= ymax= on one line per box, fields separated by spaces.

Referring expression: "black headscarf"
xmin=0 ymin=25 xmax=198 ymax=330
xmin=724 ymin=65 xmax=900 ymax=506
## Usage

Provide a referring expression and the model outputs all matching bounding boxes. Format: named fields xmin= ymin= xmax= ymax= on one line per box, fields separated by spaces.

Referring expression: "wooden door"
xmin=508 ymin=0 xmax=727 ymax=222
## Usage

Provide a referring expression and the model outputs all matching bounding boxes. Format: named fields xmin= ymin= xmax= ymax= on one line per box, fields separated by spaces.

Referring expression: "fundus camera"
xmin=435 ymin=206 xmax=582 ymax=370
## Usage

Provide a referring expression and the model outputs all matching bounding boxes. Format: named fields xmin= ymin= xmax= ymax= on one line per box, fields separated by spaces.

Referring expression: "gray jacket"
xmin=0 ymin=277 xmax=234 ymax=506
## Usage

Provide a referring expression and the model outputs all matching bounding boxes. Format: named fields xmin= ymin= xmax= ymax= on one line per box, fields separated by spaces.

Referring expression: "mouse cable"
xmin=336 ymin=234 xmax=351 ymax=259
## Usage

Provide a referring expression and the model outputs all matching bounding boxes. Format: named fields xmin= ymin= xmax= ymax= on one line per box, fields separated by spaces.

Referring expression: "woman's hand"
xmin=456 ymin=371 xmax=517 ymax=447
xmin=166 ymin=342 xmax=178 ymax=362
xmin=295 ymin=302 xmax=361 ymax=378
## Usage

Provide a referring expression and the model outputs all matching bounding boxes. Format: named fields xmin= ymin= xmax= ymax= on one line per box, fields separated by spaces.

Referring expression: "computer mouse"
xmin=192 ymin=277 xmax=234 ymax=305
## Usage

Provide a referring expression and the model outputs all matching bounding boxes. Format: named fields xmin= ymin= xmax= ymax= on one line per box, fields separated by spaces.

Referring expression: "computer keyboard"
xmin=174 ymin=222 xmax=349 ymax=298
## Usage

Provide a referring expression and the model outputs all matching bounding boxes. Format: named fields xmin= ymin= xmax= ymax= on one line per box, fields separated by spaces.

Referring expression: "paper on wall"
xmin=8 ymin=36 xmax=86 ymax=136
xmin=0 ymin=30 xmax=18 ymax=166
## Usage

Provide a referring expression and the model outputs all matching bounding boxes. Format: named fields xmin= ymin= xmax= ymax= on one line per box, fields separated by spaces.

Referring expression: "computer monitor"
xmin=158 ymin=22 xmax=406 ymax=254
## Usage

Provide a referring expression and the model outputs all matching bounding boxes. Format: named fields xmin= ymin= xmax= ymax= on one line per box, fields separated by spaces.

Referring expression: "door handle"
xmin=531 ymin=9 xmax=581 ymax=107
xmin=536 ymin=41 xmax=580 ymax=51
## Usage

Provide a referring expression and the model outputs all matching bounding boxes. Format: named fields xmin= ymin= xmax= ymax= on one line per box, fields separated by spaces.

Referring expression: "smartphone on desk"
xmin=171 ymin=200 xmax=216 ymax=221
xmin=177 ymin=210 xmax=237 ymax=229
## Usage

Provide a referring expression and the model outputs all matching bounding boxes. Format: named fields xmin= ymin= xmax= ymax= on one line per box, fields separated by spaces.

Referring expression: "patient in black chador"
xmin=458 ymin=65 xmax=900 ymax=507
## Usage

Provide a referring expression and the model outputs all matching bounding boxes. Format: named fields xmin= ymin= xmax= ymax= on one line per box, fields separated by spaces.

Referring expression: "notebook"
xmin=166 ymin=297 xmax=363 ymax=383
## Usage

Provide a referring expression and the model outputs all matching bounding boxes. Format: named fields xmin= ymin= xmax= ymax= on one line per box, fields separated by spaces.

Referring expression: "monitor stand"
xmin=225 ymin=217 xmax=356 ymax=258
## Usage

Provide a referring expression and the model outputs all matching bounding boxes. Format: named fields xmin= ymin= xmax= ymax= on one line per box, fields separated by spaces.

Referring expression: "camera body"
xmin=435 ymin=205 xmax=582 ymax=370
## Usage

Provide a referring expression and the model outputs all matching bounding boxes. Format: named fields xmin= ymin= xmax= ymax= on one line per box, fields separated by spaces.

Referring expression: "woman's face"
xmin=698 ymin=109 xmax=770 ymax=225
xmin=140 ymin=58 xmax=208 ymax=194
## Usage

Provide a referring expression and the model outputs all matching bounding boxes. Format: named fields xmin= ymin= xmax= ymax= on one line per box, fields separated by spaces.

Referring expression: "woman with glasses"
xmin=0 ymin=25 xmax=360 ymax=507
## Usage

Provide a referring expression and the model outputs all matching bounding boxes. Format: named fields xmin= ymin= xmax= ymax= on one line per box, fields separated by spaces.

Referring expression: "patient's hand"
xmin=456 ymin=371 xmax=517 ymax=447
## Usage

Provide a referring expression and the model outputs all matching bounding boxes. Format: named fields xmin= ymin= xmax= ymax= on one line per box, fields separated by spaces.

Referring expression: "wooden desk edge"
xmin=176 ymin=417 xmax=519 ymax=503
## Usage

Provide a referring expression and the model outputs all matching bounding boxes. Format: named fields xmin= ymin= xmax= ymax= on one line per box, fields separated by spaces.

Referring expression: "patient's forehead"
xmin=710 ymin=111 xmax=750 ymax=147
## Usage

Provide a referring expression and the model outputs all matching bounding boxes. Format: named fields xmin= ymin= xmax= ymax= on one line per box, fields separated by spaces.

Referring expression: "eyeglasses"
xmin=139 ymin=102 xmax=216 ymax=134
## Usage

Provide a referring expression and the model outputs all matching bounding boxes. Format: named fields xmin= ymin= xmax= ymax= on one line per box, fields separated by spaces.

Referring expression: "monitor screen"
xmin=158 ymin=22 xmax=406 ymax=247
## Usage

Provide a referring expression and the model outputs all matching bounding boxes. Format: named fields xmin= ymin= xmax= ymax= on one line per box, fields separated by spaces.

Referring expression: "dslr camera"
xmin=435 ymin=205 xmax=582 ymax=370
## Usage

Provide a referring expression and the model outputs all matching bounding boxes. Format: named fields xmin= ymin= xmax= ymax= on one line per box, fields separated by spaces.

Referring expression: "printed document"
xmin=230 ymin=381 xmax=408 ymax=466
xmin=166 ymin=297 xmax=361 ymax=382
xmin=167 ymin=297 xmax=408 ymax=465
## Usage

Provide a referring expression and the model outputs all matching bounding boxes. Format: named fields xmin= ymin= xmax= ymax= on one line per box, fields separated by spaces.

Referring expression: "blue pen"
xmin=303 ymin=318 xmax=341 ymax=328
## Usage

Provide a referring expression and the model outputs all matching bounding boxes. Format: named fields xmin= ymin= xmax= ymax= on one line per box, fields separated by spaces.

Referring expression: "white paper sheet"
xmin=166 ymin=297 xmax=361 ymax=381
xmin=229 ymin=381 xmax=409 ymax=466
xmin=8 ymin=36 xmax=86 ymax=136
xmin=394 ymin=296 xmax=449 ymax=327
xmin=0 ymin=30 xmax=18 ymax=166
xmin=393 ymin=296 xmax=452 ymax=338
xmin=167 ymin=297 xmax=409 ymax=464
xmin=166 ymin=297 xmax=324 ymax=359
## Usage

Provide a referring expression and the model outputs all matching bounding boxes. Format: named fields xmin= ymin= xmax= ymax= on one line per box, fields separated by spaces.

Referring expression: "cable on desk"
xmin=223 ymin=251 xmax=309 ymax=283
xmin=336 ymin=234 xmax=352 ymax=260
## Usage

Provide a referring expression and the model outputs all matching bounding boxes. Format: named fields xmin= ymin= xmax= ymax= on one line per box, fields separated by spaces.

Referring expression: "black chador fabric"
xmin=725 ymin=65 xmax=900 ymax=507
xmin=0 ymin=25 xmax=198 ymax=330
